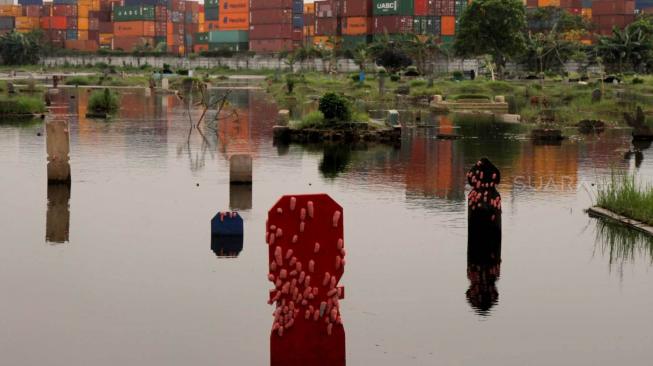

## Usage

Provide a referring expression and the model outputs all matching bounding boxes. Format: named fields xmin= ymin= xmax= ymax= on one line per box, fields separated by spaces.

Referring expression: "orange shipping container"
xmin=342 ymin=17 xmax=371 ymax=35
xmin=0 ymin=5 xmax=22 ymax=17
xmin=581 ymin=8 xmax=592 ymax=18
xmin=193 ymin=44 xmax=208 ymax=53
xmin=79 ymin=5 xmax=89 ymax=18
xmin=304 ymin=3 xmax=315 ymax=13
xmin=441 ymin=16 xmax=455 ymax=36
xmin=114 ymin=21 xmax=155 ymax=37
xmin=65 ymin=39 xmax=99 ymax=51
xmin=78 ymin=30 xmax=89 ymax=40
xmin=15 ymin=16 xmax=40 ymax=30
xmin=220 ymin=0 xmax=249 ymax=14
xmin=79 ymin=17 xmax=89 ymax=30
xmin=218 ymin=12 xmax=248 ymax=30
xmin=537 ymin=0 xmax=560 ymax=6
xmin=40 ymin=16 xmax=67 ymax=30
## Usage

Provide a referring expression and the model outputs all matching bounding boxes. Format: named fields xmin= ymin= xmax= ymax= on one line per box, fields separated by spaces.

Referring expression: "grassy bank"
xmin=0 ymin=96 xmax=46 ymax=115
xmin=597 ymin=173 xmax=653 ymax=226
xmin=265 ymin=71 xmax=653 ymax=126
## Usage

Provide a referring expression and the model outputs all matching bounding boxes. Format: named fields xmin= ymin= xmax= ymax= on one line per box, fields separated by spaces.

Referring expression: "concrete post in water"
xmin=210 ymin=211 xmax=244 ymax=258
xmin=46 ymin=184 xmax=71 ymax=244
xmin=466 ymin=157 xmax=502 ymax=315
xmin=267 ymin=194 xmax=346 ymax=365
xmin=230 ymin=184 xmax=252 ymax=211
xmin=46 ymin=119 xmax=71 ymax=184
xmin=229 ymin=154 xmax=252 ymax=184
xmin=277 ymin=109 xmax=290 ymax=126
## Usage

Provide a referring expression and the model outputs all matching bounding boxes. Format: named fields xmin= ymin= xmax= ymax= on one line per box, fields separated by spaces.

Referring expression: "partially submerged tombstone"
xmin=46 ymin=119 xmax=71 ymax=184
xmin=210 ymin=211 xmax=244 ymax=258
xmin=230 ymin=154 xmax=253 ymax=184
xmin=466 ymin=158 xmax=502 ymax=315
xmin=624 ymin=106 xmax=653 ymax=141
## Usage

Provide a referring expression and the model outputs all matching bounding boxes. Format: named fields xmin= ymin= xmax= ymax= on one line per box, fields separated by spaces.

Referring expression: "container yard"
xmin=0 ymin=0 xmax=646 ymax=54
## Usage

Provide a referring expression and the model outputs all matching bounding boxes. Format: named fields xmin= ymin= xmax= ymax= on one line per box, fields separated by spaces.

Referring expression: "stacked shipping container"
xmin=593 ymin=0 xmax=636 ymax=34
xmin=249 ymin=0 xmax=302 ymax=53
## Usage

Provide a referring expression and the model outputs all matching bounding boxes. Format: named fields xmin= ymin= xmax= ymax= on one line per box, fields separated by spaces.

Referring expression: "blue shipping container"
xmin=66 ymin=30 xmax=78 ymax=40
xmin=292 ymin=14 xmax=304 ymax=28
xmin=292 ymin=0 xmax=303 ymax=14
xmin=53 ymin=0 xmax=78 ymax=4
xmin=18 ymin=0 xmax=44 ymax=5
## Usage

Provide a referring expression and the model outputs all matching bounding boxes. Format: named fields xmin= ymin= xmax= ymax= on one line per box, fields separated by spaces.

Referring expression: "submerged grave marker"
xmin=210 ymin=211 xmax=244 ymax=258
xmin=266 ymin=194 xmax=346 ymax=365
xmin=46 ymin=119 xmax=71 ymax=184
xmin=229 ymin=154 xmax=253 ymax=184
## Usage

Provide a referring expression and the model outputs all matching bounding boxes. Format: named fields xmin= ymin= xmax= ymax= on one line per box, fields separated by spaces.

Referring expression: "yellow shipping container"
xmin=99 ymin=33 xmax=114 ymax=45
xmin=78 ymin=30 xmax=88 ymax=41
xmin=304 ymin=3 xmax=315 ymax=14
xmin=537 ymin=0 xmax=560 ymax=6
xmin=0 ymin=5 xmax=22 ymax=17
xmin=199 ymin=13 xmax=204 ymax=23
xmin=15 ymin=16 xmax=40 ymax=30
xmin=78 ymin=17 xmax=89 ymax=30
xmin=313 ymin=35 xmax=337 ymax=49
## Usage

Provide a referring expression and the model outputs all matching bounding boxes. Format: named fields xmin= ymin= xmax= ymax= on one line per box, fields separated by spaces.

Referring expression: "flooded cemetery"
xmin=1 ymin=81 xmax=653 ymax=365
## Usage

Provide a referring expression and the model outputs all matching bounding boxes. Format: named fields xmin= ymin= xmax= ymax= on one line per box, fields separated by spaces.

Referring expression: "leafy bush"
xmin=409 ymin=79 xmax=427 ymax=88
xmin=177 ymin=69 xmax=189 ymax=76
xmin=351 ymin=73 xmax=360 ymax=82
xmin=486 ymin=81 xmax=514 ymax=94
xmin=404 ymin=66 xmax=420 ymax=76
xmin=286 ymin=75 xmax=295 ymax=94
xmin=300 ymin=111 xmax=325 ymax=127
xmin=88 ymin=88 xmax=119 ymax=114
xmin=452 ymin=71 xmax=464 ymax=80
xmin=390 ymin=74 xmax=400 ymax=82
xmin=453 ymin=94 xmax=491 ymax=100
xmin=632 ymin=77 xmax=644 ymax=84
xmin=319 ymin=92 xmax=351 ymax=123
xmin=0 ymin=96 xmax=45 ymax=115
xmin=351 ymin=111 xmax=370 ymax=122
xmin=65 ymin=76 xmax=94 ymax=86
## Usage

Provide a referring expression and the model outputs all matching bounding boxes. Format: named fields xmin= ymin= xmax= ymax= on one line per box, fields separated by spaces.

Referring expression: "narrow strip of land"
xmin=588 ymin=206 xmax=653 ymax=236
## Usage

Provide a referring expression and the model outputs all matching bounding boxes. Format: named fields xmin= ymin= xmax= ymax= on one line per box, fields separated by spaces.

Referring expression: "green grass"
xmin=294 ymin=110 xmax=325 ymax=129
xmin=88 ymin=89 xmax=119 ymax=114
xmin=65 ymin=76 xmax=95 ymax=86
xmin=0 ymin=96 xmax=46 ymax=115
xmin=596 ymin=173 xmax=653 ymax=226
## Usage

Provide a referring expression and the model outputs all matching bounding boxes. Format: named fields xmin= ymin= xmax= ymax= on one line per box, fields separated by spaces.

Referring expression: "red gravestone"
xmin=266 ymin=194 xmax=346 ymax=366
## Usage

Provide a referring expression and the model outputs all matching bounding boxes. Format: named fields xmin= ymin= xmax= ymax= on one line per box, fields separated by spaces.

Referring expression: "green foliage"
xmin=298 ymin=111 xmax=325 ymax=128
xmin=319 ymin=92 xmax=351 ymax=123
xmin=390 ymin=74 xmax=400 ymax=82
xmin=454 ymin=0 xmax=527 ymax=71
xmin=597 ymin=172 xmax=653 ymax=226
xmin=0 ymin=96 xmax=45 ymax=115
xmin=597 ymin=18 xmax=653 ymax=73
xmin=88 ymin=88 xmax=119 ymax=114
xmin=0 ymin=31 xmax=42 ymax=65
xmin=453 ymin=94 xmax=491 ymax=100
xmin=285 ymin=75 xmax=295 ymax=94
xmin=65 ymin=76 xmax=94 ymax=86
xmin=486 ymin=81 xmax=515 ymax=93
xmin=632 ymin=77 xmax=645 ymax=84
xmin=409 ymin=79 xmax=427 ymax=88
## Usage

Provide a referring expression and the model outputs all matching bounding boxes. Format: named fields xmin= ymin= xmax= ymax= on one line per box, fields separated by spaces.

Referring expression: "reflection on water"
xmin=270 ymin=323 xmax=346 ymax=366
xmin=230 ymin=183 xmax=252 ymax=211
xmin=467 ymin=223 xmax=502 ymax=316
xmin=210 ymin=212 xmax=244 ymax=258
xmin=594 ymin=219 xmax=653 ymax=270
xmin=45 ymin=184 xmax=70 ymax=244
xmin=319 ymin=144 xmax=352 ymax=179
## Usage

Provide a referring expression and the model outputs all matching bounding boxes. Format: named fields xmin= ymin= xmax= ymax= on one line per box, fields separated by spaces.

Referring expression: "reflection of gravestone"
xmin=46 ymin=184 xmax=71 ymax=244
xmin=210 ymin=212 xmax=244 ymax=258
xmin=467 ymin=158 xmax=501 ymax=229
xmin=229 ymin=184 xmax=252 ymax=211
xmin=266 ymin=194 xmax=346 ymax=341
xmin=624 ymin=106 xmax=653 ymax=141
xmin=591 ymin=88 xmax=602 ymax=103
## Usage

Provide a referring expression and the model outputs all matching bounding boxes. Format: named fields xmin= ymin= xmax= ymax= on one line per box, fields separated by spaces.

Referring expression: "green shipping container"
xmin=208 ymin=42 xmax=249 ymax=52
xmin=342 ymin=35 xmax=371 ymax=50
xmin=373 ymin=0 xmax=414 ymax=16
xmin=113 ymin=5 xmax=155 ymax=21
xmin=205 ymin=5 xmax=219 ymax=20
xmin=195 ymin=32 xmax=209 ymax=44
xmin=208 ymin=30 xmax=249 ymax=44
xmin=205 ymin=0 xmax=218 ymax=6
xmin=440 ymin=35 xmax=455 ymax=44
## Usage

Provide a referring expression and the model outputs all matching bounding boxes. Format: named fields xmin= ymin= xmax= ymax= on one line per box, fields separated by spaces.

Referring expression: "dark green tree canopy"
xmin=0 ymin=31 xmax=42 ymax=65
xmin=454 ymin=0 xmax=527 ymax=70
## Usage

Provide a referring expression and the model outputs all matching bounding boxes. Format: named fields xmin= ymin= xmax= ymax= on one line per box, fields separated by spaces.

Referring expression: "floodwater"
xmin=1 ymin=87 xmax=652 ymax=366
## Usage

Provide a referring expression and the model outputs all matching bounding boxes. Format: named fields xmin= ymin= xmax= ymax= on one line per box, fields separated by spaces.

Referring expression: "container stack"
xmin=98 ymin=0 xmax=117 ymax=49
xmin=193 ymin=31 xmax=208 ymax=53
xmin=184 ymin=1 xmax=199 ymax=52
xmin=154 ymin=0 xmax=167 ymax=48
xmin=341 ymin=0 xmax=373 ymax=49
xmin=304 ymin=2 xmax=315 ymax=44
xmin=560 ymin=0 xmax=583 ymax=15
xmin=373 ymin=0 xmax=414 ymax=41
xmin=250 ymin=0 xmax=302 ymax=53
xmin=16 ymin=0 xmax=42 ymax=34
xmin=166 ymin=0 xmax=184 ymax=54
xmin=314 ymin=0 xmax=338 ymax=46
xmin=112 ymin=4 xmax=155 ymax=51
xmin=592 ymin=0 xmax=635 ymax=35
xmin=204 ymin=0 xmax=219 ymax=31
xmin=413 ymin=0 xmax=439 ymax=37
xmin=208 ymin=29 xmax=248 ymax=51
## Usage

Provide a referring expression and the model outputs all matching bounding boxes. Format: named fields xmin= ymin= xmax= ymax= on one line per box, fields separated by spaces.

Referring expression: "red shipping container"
xmin=292 ymin=28 xmax=302 ymax=41
xmin=250 ymin=0 xmax=293 ymax=10
xmin=315 ymin=0 xmax=335 ymax=17
xmin=342 ymin=0 xmax=372 ymax=17
xmin=250 ymin=8 xmax=293 ymax=25
xmin=67 ymin=16 xmax=78 ymax=29
xmin=315 ymin=17 xmax=337 ymax=35
xmin=526 ymin=0 xmax=538 ymax=7
xmin=560 ymin=0 xmax=583 ymax=8
xmin=169 ymin=0 xmax=186 ymax=12
xmin=155 ymin=22 xmax=166 ymax=36
xmin=22 ymin=5 xmax=41 ymax=18
xmin=592 ymin=0 xmax=635 ymax=15
xmin=113 ymin=36 xmax=155 ymax=51
xmin=65 ymin=40 xmax=99 ymax=52
xmin=415 ymin=0 xmax=429 ymax=16
xmin=249 ymin=23 xmax=293 ymax=39
xmin=88 ymin=30 xmax=100 ymax=41
xmin=40 ymin=4 xmax=52 ymax=17
xmin=342 ymin=16 xmax=372 ymax=35
xmin=432 ymin=0 xmax=455 ymax=16
xmin=52 ymin=5 xmax=77 ymax=17
xmin=40 ymin=16 xmax=67 ymax=30
xmin=89 ymin=17 xmax=99 ymax=31
xmin=373 ymin=15 xmax=413 ymax=34
xmin=594 ymin=14 xmax=635 ymax=29
xmin=99 ymin=21 xmax=112 ymax=33
xmin=249 ymin=38 xmax=294 ymax=52
xmin=194 ymin=44 xmax=209 ymax=53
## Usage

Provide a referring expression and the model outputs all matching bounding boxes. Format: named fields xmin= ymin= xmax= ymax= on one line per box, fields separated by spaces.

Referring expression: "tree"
xmin=454 ymin=0 xmax=527 ymax=76
xmin=368 ymin=33 xmax=412 ymax=74
xmin=597 ymin=18 xmax=653 ymax=73
xmin=0 ymin=31 xmax=42 ymax=65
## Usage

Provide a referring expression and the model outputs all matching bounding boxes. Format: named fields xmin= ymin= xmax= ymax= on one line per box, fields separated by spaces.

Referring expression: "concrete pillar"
xmin=46 ymin=184 xmax=70 ymax=244
xmin=277 ymin=109 xmax=290 ymax=126
xmin=229 ymin=154 xmax=252 ymax=184
xmin=46 ymin=119 xmax=71 ymax=184
xmin=161 ymin=78 xmax=169 ymax=90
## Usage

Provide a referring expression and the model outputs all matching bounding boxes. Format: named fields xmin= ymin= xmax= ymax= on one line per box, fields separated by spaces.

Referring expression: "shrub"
xmin=285 ymin=75 xmax=295 ymax=94
xmin=300 ymin=111 xmax=325 ymax=127
xmin=319 ymin=92 xmax=351 ymax=123
xmin=486 ymin=81 xmax=514 ymax=94
xmin=65 ymin=76 xmax=93 ymax=86
xmin=0 ymin=96 xmax=45 ymax=115
xmin=453 ymin=94 xmax=490 ymax=100
xmin=409 ymin=79 xmax=427 ymax=88
xmin=452 ymin=71 xmax=464 ymax=81
xmin=632 ymin=77 xmax=644 ymax=85
xmin=88 ymin=88 xmax=119 ymax=114
xmin=351 ymin=73 xmax=360 ymax=82
xmin=390 ymin=74 xmax=400 ymax=82
xmin=404 ymin=66 xmax=420 ymax=76
xmin=177 ymin=69 xmax=189 ymax=76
